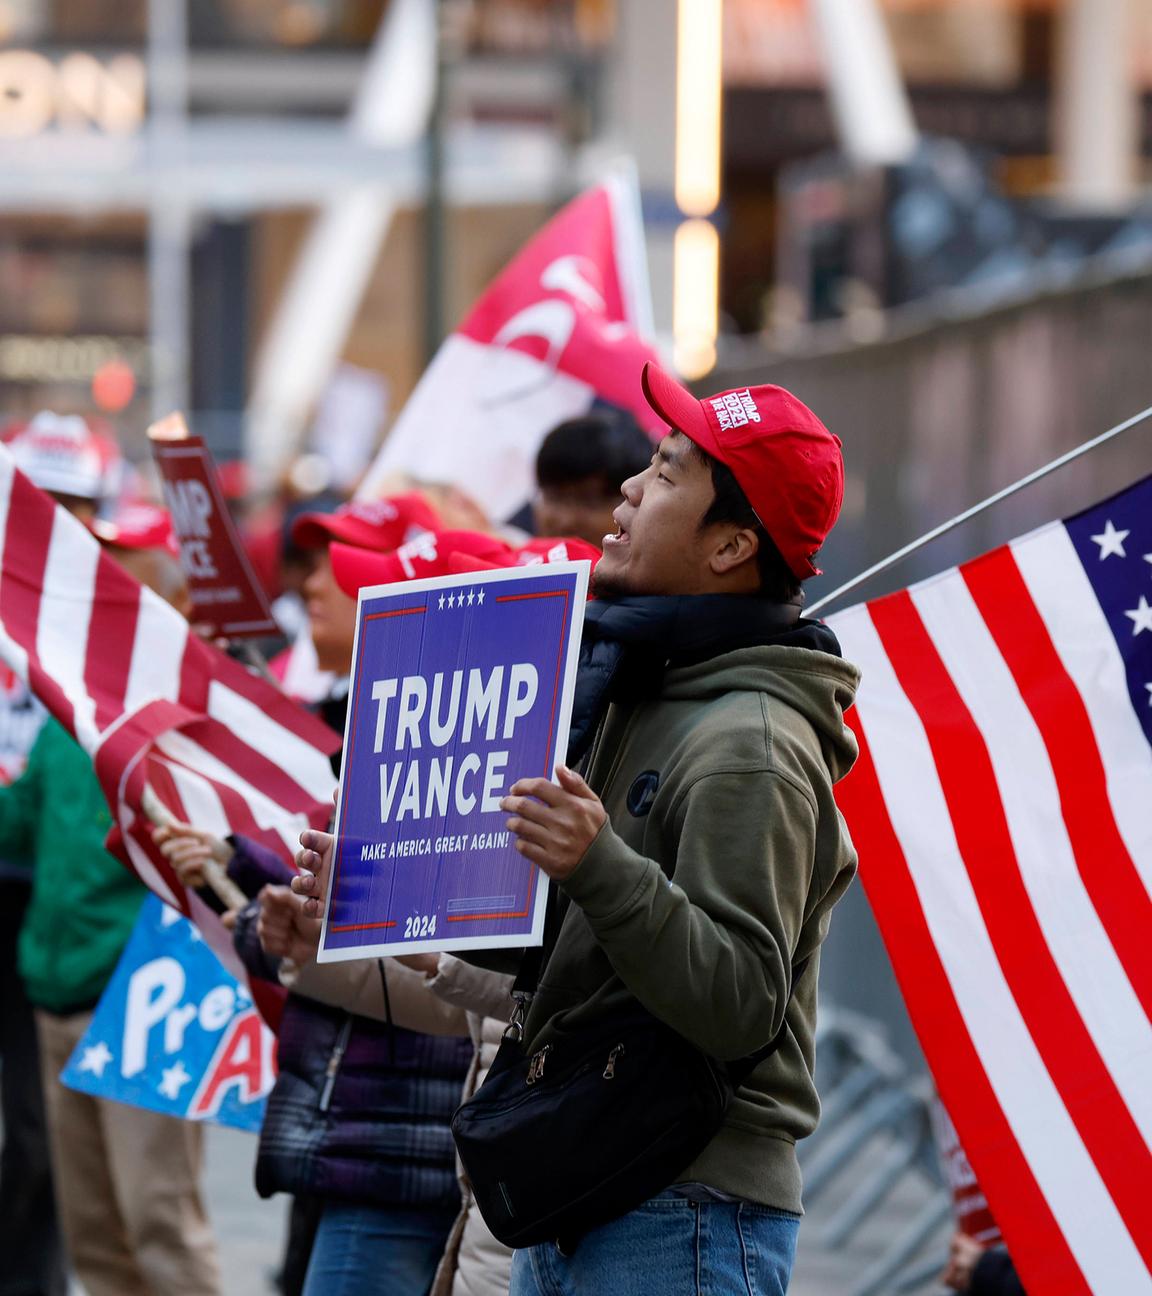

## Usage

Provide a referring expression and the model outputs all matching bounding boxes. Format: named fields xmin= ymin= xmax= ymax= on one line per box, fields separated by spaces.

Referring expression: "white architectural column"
xmin=1055 ymin=0 xmax=1138 ymax=209
xmin=808 ymin=0 xmax=917 ymax=168
xmin=605 ymin=0 xmax=678 ymax=349
xmin=147 ymin=0 xmax=192 ymax=423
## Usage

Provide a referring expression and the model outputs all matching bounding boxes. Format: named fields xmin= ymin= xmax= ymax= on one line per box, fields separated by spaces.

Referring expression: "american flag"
xmin=0 ymin=449 xmax=340 ymax=1010
xmin=828 ymin=473 xmax=1152 ymax=1295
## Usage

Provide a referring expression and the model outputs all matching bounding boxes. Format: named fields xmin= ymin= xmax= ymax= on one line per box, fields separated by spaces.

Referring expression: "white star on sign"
xmin=1090 ymin=520 xmax=1129 ymax=559
xmin=438 ymin=594 xmax=445 ymax=610
xmin=476 ymin=589 xmax=485 ymax=605
xmin=78 ymin=1041 xmax=114 ymax=1077
xmin=1125 ymin=595 xmax=1152 ymax=635
xmin=467 ymin=590 xmax=475 ymax=606
xmin=447 ymin=593 xmax=456 ymax=609
xmin=158 ymin=1061 xmax=192 ymax=1099
xmin=1145 ymin=683 xmax=1152 ymax=707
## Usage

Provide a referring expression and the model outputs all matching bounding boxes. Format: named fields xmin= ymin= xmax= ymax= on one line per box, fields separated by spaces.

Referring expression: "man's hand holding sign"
xmin=501 ymin=765 xmax=606 ymax=881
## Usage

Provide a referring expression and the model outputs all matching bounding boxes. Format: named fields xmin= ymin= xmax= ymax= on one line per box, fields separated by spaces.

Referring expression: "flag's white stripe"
xmin=834 ymin=603 xmax=1151 ymax=1293
xmin=207 ymin=680 xmax=336 ymax=802
xmin=1012 ymin=525 xmax=1152 ymax=896
xmin=912 ymin=576 xmax=1152 ymax=1148
xmin=122 ymin=586 xmax=189 ymax=719
xmin=119 ymin=809 xmax=182 ymax=909
xmin=37 ymin=510 xmax=99 ymax=751
xmin=156 ymin=730 xmax=308 ymax=854
xmin=164 ymin=758 xmax=234 ymax=842
xmin=0 ymin=456 xmax=30 ymax=685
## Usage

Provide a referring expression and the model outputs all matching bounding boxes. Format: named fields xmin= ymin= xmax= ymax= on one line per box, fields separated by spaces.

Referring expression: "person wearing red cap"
xmin=290 ymin=494 xmax=438 ymax=681
xmin=159 ymin=493 xmax=472 ymax=1296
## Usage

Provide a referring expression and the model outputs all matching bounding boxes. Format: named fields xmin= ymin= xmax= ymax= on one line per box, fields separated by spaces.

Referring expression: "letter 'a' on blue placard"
xmin=318 ymin=560 xmax=590 ymax=962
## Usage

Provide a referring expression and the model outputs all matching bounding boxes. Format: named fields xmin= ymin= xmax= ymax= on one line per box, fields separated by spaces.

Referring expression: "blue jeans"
xmin=509 ymin=1192 xmax=800 ymax=1296
xmin=301 ymin=1200 xmax=458 ymax=1296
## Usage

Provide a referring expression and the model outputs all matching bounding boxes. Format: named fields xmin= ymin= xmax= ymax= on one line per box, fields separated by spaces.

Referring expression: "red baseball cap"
xmin=330 ymin=530 xmax=602 ymax=598
xmin=291 ymin=492 xmax=440 ymax=553
xmin=91 ymin=504 xmax=178 ymax=556
xmin=640 ymin=362 xmax=843 ymax=579
xmin=330 ymin=529 xmax=515 ymax=598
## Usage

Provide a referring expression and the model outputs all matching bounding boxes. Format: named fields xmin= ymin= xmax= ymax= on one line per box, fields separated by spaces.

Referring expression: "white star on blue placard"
xmin=467 ymin=590 xmax=475 ymax=606
xmin=1090 ymin=520 xmax=1130 ymax=559
xmin=447 ymin=593 xmax=456 ymax=609
xmin=477 ymin=588 xmax=485 ymax=605
xmin=78 ymin=1041 xmax=114 ymax=1077
xmin=438 ymin=594 xmax=445 ymax=610
xmin=158 ymin=1061 xmax=192 ymax=1099
xmin=1124 ymin=595 xmax=1152 ymax=635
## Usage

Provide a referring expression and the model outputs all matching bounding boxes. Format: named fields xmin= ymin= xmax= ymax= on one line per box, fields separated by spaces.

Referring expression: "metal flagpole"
xmin=806 ymin=401 xmax=1152 ymax=618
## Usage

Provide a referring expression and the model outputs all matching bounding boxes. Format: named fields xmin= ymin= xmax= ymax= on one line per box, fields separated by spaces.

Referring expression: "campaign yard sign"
xmin=61 ymin=896 xmax=276 ymax=1132
xmin=318 ymin=561 xmax=589 ymax=963
xmin=149 ymin=414 xmax=277 ymax=638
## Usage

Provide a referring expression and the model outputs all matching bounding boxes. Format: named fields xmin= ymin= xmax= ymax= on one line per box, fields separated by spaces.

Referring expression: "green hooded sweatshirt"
xmin=524 ymin=640 xmax=860 ymax=1214
xmin=4 ymin=719 xmax=146 ymax=1013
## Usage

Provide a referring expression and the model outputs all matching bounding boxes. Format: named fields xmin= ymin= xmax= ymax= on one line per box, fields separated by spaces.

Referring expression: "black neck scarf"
xmin=566 ymin=593 xmax=838 ymax=764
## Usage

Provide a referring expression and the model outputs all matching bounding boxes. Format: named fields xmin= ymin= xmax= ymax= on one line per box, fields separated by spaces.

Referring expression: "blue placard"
xmin=318 ymin=561 xmax=589 ymax=962
xmin=61 ymin=896 xmax=276 ymax=1131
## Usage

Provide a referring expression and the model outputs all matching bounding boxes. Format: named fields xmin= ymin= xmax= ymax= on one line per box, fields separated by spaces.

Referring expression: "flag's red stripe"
xmin=871 ymin=592 xmax=1152 ymax=1264
xmin=171 ymin=717 xmax=327 ymax=816
xmin=1 ymin=478 xmax=77 ymax=732
xmin=963 ymin=548 xmax=1152 ymax=1019
xmin=85 ymin=554 xmax=140 ymax=734
xmin=836 ymin=722 xmax=1088 ymax=1296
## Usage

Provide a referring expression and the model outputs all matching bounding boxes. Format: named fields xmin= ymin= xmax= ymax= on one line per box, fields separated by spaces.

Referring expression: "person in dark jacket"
xmin=229 ymin=838 xmax=472 ymax=1296
xmin=157 ymin=495 xmax=471 ymax=1296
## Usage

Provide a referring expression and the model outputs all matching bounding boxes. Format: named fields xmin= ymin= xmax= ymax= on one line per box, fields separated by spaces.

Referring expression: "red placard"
xmin=149 ymin=415 xmax=277 ymax=638
xmin=930 ymin=1098 xmax=1003 ymax=1245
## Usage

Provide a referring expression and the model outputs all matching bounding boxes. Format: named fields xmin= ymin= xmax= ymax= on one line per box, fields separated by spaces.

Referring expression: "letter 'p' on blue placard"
xmin=317 ymin=560 xmax=590 ymax=962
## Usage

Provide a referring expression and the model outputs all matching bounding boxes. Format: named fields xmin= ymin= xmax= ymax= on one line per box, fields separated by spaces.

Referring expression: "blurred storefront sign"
xmin=0 ymin=50 xmax=145 ymax=138
xmin=0 ymin=334 xmax=148 ymax=385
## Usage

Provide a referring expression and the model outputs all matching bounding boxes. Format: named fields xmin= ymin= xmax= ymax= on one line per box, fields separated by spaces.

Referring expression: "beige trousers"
xmin=36 ymin=1009 xmax=222 ymax=1296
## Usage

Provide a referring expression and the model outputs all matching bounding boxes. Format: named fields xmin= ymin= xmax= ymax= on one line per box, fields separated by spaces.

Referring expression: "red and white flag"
xmin=0 ymin=449 xmax=340 ymax=1010
xmin=358 ymin=170 xmax=662 ymax=520
xmin=828 ymin=473 xmax=1152 ymax=1295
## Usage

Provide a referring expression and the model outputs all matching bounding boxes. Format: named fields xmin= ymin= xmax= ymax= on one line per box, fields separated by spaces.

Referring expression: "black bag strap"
xmin=502 ymin=883 xmax=563 ymax=1044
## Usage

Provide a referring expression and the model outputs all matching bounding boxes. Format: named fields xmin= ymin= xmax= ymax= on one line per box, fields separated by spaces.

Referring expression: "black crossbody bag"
xmin=451 ymin=890 xmax=808 ymax=1252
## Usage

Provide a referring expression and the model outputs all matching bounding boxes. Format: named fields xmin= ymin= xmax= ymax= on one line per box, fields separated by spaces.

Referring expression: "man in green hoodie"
xmin=492 ymin=362 xmax=860 ymax=1295
xmin=287 ymin=362 xmax=859 ymax=1294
